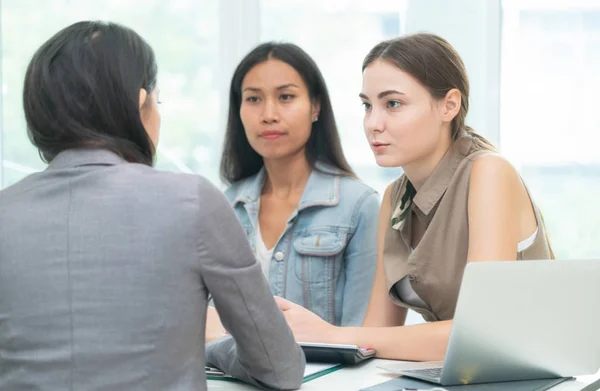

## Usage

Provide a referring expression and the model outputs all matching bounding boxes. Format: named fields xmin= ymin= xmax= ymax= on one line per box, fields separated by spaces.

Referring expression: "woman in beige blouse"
xmin=275 ymin=33 xmax=553 ymax=361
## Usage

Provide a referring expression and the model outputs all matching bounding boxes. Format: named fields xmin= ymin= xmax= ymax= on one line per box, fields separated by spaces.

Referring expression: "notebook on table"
xmin=298 ymin=342 xmax=376 ymax=364
xmin=206 ymin=342 xmax=374 ymax=383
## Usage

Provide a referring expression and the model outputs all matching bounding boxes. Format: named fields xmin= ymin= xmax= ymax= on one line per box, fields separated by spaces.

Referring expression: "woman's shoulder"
xmin=332 ymin=173 xmax=379 ymax=207
xmin=313 ymin=162 xmax=379 ymax=203
xmin=327 ymin=175 xmax=380 ymax=221
xmin=223 ymin=173 xmax=260 ymax=204
xmin=467 ymin=152 xmax=519 ymax=184
xmin=142 ymin=169 xmax=224 ymax=201
xmin=453 ymin=137 xmax=510 ymax=183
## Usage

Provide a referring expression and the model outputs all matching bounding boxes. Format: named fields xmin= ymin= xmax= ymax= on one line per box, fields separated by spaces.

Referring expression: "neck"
xmin=262 ymin=150 xmax=312 ymax=198
xmin=403 ymin=132 xmax=453 ymax=190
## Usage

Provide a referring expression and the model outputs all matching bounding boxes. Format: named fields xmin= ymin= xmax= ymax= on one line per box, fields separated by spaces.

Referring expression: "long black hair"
xmin=220 ymin=42 xmax=354 ymax=185
xmin=23 ymin=21 xmax=158 ymax=165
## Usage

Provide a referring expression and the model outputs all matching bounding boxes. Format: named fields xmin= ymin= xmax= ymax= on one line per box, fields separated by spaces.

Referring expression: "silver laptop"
xmin=380 ymin=259 xmax=600 ymax=386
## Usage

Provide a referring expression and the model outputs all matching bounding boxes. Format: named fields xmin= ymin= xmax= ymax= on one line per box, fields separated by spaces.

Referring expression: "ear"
xmin=441 ymin=88 xmax=461 ymax=123
xmin=311 ymin=99 xmax=321 ymax=123
xmin=139 ymin=88 xmax=148 ymax=111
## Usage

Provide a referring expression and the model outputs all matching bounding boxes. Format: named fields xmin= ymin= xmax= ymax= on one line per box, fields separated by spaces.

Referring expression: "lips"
xmin=260 ymin=130 xmax=286 ymax=140
xmin=371 ymin=141 xmax=390 ymax=147
xmin=371 ymin=141 xmax=390 ymax=153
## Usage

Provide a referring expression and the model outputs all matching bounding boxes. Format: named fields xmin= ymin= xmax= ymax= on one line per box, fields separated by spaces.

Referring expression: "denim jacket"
xmin=224 ymin=163 xmax=379 ymax=326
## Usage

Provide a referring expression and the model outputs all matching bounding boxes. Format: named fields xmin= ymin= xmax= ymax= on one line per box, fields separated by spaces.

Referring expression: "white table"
xmin=207 ymin=359 xmax=600 ymax=390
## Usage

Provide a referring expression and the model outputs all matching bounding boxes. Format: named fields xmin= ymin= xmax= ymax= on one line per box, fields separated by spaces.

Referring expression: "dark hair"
xmin=23 ymin=21 xmax=158 ymax=165
xmin=220 ymin=42 xmax=354 ymax=185
xmin=362 ymin=33 xmax=495 ymax=151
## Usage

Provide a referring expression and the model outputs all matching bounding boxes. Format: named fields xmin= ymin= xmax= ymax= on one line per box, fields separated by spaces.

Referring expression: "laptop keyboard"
xmin=402 ymin=367 xmax=443 ymax=380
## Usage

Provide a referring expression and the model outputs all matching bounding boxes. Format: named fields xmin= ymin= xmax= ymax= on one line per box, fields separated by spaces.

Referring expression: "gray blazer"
xmin=0 ymin=149 xmax=304 ymax=391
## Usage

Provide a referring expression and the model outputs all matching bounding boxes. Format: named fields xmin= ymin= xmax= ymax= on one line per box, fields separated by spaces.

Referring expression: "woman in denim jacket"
xmin=219 ymin=42 xmax=379 ymax=327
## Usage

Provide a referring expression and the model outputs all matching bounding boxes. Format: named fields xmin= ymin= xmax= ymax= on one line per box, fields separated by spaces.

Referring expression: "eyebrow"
xmin=243 ymin=83 xmax=300 ymax=93
xmin=359 ymin=90 xmax=406 ymax=100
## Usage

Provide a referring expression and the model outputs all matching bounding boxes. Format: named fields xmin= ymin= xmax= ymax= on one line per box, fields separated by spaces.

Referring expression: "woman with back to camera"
xmin=213 ymin=42 xmax=379 ymax=330
xmin=0 ymin=21 xmax=304 ymax=390
xmin=275 ymin=33 xmax=553 ymax=361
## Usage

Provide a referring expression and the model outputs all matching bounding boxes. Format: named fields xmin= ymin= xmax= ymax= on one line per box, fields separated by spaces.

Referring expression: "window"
xmin=501 ymin=0 xmax=600 ymax=258
xmin=1 ymin=0 xmax=220 ymax=187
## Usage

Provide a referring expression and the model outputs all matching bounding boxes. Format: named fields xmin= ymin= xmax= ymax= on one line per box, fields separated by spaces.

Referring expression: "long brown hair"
xmin=363 ymin=33 xmax=495 ymax=152
xmin=363 ymin=33 xmax=555 ymax=258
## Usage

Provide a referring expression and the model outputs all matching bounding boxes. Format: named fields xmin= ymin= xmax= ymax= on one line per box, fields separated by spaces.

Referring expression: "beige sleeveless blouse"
xmin=383 ymin=134 xmax=552 ymax=322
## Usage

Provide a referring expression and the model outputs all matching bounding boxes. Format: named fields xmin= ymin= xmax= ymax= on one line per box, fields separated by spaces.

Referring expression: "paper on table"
xmin=206 ymin=362 xmax=343 ymax=383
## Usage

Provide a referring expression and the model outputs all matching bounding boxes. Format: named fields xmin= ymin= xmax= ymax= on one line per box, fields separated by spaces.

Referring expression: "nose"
xmin=261 ymin=98 xmax=279 ymax=124
xmin=364 ymin=108 xmax=385 ymax=134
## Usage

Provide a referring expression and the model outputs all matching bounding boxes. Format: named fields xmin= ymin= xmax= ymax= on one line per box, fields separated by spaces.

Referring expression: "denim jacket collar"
xmin=231 ymin=161 xmax=342 ymax=212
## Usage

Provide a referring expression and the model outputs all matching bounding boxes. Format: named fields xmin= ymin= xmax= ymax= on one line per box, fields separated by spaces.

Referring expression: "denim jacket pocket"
xmin=293 ymin=230 xmax=347 ymax=284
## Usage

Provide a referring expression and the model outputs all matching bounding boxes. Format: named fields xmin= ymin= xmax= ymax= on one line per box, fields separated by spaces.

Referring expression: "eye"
xmin=245 ymin=96 xmax=260 ymax=103
xmin=280 ymin=94 xmax=294 ymax=101
xmin=361 ymin=101 xmax=372 ymax=111
xmin=387 ymin=100 xmax=402 ymax=109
